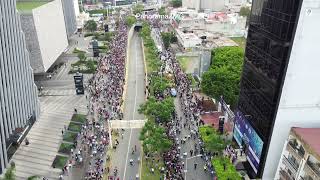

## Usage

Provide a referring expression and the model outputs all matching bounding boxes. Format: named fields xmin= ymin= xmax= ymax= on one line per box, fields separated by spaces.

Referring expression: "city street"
xmin=174 ymin=98 xmax=212 ymax=180
xmin=109 ymin=32 xmax=145 ymax=180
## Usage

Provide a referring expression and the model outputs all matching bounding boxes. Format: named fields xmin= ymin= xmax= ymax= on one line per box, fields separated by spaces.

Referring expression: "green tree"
xmin=1 ymin=162 xmax=16 ymax=180
xmin=140 ymin=22 xmax=162 ymax=72
xmin=139 ymin=97 xmax=175 ymax=123
xmin=161 ymin=32 xmax=176 ymax=49
xmin=171 ymin=0 xmax=182 ymax=7
xmin=77 ymin=52 xmax=86 ymax=61
xmin=158 ymin=7 xmax=166 ymax=15
xmin=199 ymin=126 xmax=228 ymax=155
xmin=201 ymin=47 xmax=244 ymax=108
xmin=212 ymin=157 xmax=242 ymax=180
xmin=239 ymin=6 xmax=252 ymax=27
xmin=140 ymin=121 xmax=173 ymax=155
xmin=85 ymin=20 xmax=97 ymax=32
xmin=125 ymin=16 xmax=137 ymax=27
xmin=133 ymin=4 xmax=144 ymax=15
xmin=149 ymin=75 xmax=170 ymax=95
xmin=239 ymin=6 xmax=251 ymax=17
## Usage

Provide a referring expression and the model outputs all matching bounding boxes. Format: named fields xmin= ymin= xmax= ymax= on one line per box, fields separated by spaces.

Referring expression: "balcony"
xmin=304 ymin=160 xmax=320 ymax=178
xmin=287 ymin=140 xmax=305 ymax=159
xmin=282 ymin=155 xmax=299 ymax=176
xmin=279 ymin=169 xmax=294 ymax=180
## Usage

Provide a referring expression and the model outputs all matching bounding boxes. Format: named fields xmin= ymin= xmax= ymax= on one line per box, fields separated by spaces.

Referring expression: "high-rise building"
xmin=182 ymin=0 xmax=225 ymax=12
xmin=18 ymin=0 xmax=69 ymax=73
xmin=61 ymin=0 xmax=77 ymax=38
xmin=275 ymin=127 xmax=320 ymax=180
xmin=233 ymin=0 xmax=320 ymax=178
xmin=0 ymin=0 xmax=40 ymax=174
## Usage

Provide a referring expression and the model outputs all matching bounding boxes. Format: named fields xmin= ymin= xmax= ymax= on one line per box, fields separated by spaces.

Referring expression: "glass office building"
xmin=236 ymin=0 xmax=303 ymax=177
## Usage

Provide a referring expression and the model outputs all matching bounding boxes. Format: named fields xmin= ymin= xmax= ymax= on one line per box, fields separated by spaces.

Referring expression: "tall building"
xmin=61 ymin=0 xmax=77 ymax=38
xmin=0 ymin=0 xmax=40 ymax=174
xmin=17 ymin=0 xmax=69 ymax=73
xmin=275 ymin=127 xmax=320 ymax=180
xmin=182 ymin=0 xmax=225 ymax=12
xmin=233 ymin=0 xmax=320 ymax=178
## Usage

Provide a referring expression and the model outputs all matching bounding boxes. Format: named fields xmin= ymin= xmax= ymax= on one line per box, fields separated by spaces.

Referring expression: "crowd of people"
xmin=146 ymin=17 xmax=219 ymax=179
xmin=59 ymin=16 xmax=128 ymax=180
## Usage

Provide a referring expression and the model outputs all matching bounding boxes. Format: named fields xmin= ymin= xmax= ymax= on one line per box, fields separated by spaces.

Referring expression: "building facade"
xmin=0 ymin=0 xmax=40 ymax=174
xmin=19 ymin=0 xmax=69 ymax=73
xmin=182 ymin=0 xmax=225 ymax=12
xmin=234 ymin=0 xmax=320 ymax=178
xmin=61 ymin=0 xmax=77 ymax=38
xmin=275 ymin=128 xmax=320 ymax=180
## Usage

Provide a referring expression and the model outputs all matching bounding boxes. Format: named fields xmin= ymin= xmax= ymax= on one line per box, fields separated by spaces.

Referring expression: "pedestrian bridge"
xmin=110 ymin=119 xmax=147 ymax=129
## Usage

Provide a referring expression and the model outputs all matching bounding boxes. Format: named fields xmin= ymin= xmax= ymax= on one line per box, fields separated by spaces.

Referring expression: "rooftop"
xmin=16 ymin=1 xmax=50 ymax=13
xmin=292 ymin=127 xmax=320 ymax=156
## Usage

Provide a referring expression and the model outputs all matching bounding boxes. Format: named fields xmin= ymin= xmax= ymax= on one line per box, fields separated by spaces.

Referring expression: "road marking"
xmin=123 ymin=128 xmax=132 ymax=180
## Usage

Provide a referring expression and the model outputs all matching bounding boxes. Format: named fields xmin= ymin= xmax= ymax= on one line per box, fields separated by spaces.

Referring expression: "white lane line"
xmin=123 ymin=34 xmax=139 ymax=180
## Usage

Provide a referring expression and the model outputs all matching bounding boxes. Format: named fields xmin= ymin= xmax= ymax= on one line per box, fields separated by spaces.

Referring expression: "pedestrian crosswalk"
xmin=110 ymin=119 xmax=147 ymax=129
xmin=11 ymin=92 xmax=87 ymax=180
xmin=40 ymin=89 xmax=77 ymax=96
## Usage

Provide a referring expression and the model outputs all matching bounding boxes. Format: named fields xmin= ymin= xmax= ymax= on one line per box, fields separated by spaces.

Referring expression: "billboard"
xmin=233 ymin=111 xmax=264 ymax=174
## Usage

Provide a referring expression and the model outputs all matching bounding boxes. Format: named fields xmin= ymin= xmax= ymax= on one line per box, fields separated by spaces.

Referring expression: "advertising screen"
xmin=233 ymin=111 xmax=264 ymax=174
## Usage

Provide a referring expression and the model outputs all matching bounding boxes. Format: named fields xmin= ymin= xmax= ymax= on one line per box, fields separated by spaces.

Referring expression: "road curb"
xmin=141 ymin=39 xmax=148 ymax=101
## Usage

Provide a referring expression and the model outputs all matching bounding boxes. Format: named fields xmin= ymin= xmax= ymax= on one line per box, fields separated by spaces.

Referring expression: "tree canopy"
xmin=140 ymin=22 xmax=161 ymax=72
xmin=171 ymin=0 xmax=182 ymax=7
xmin=85 ymin=20 xmax=97 ymax=32
xmin=199 ymin=125 xmax=228 ymax=154
xmin=149 ymin=75 xmax=171 ymax=96
xmin=201 ymin=47 xmax=244 ymax=108
xmin=1 ymin=163 xmax=16 ymax=180
xmin=133 ymin=4 xmax=144 ymax=15
xmin=125 ymin=15 xmax=137 ymax=27
xmin=161 ymin=32 xmax=177 ymax=49
xmin=139 ymin=97 xmax=175 ymax=123
xmin=212 ymin=157 xmax=242 ymax=180
xmin=239 ymin=6 xmax=251 ymax=17
xmin=158 ymin=7 xmax=166 ymax=15
xmin=139 ymin=120 xmax=173 ymax=155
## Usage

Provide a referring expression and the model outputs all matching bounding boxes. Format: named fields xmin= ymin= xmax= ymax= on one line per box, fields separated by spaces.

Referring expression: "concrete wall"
xmin=20 ymin=15 xmax=44 ymax=73
xmin=32 ymin=0 xmax=68 ymax=71
xmin=263 ymin=0 xmax=320 ymax=179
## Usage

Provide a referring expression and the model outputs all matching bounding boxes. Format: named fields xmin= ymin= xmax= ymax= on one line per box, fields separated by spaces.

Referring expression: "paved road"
xmin=173 ymin=98 xmax=212 ymax=180
xmin=110 ymin=32 xmax=145 ymax=180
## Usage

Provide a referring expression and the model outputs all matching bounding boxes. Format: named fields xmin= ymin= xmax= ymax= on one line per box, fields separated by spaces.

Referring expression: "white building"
xmin=18 ymin=0 xmax=70 ymax=73
xmin=171 ymin=9 xmax=246 ymax=37
xmin=175 ymin=29 xmax=202 ymax=49
xmin=262 ymin=0 xmax=320 ymax=178
xmin=182 ymin=0 xmax=225 ymax=12
xmin=275 ymin=127 xmax=320 ymax=180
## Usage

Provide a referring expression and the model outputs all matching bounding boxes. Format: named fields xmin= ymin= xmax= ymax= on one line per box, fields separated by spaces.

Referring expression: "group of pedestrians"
xmin=145 ymin=17 xmax=218 ymax=179
xmin=59 ymin=16 xmax=128 ymax=180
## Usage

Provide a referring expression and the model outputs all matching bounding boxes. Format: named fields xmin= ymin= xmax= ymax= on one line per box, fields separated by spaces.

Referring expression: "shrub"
xmin=212 ymin=157 xmax=242 ymax=180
